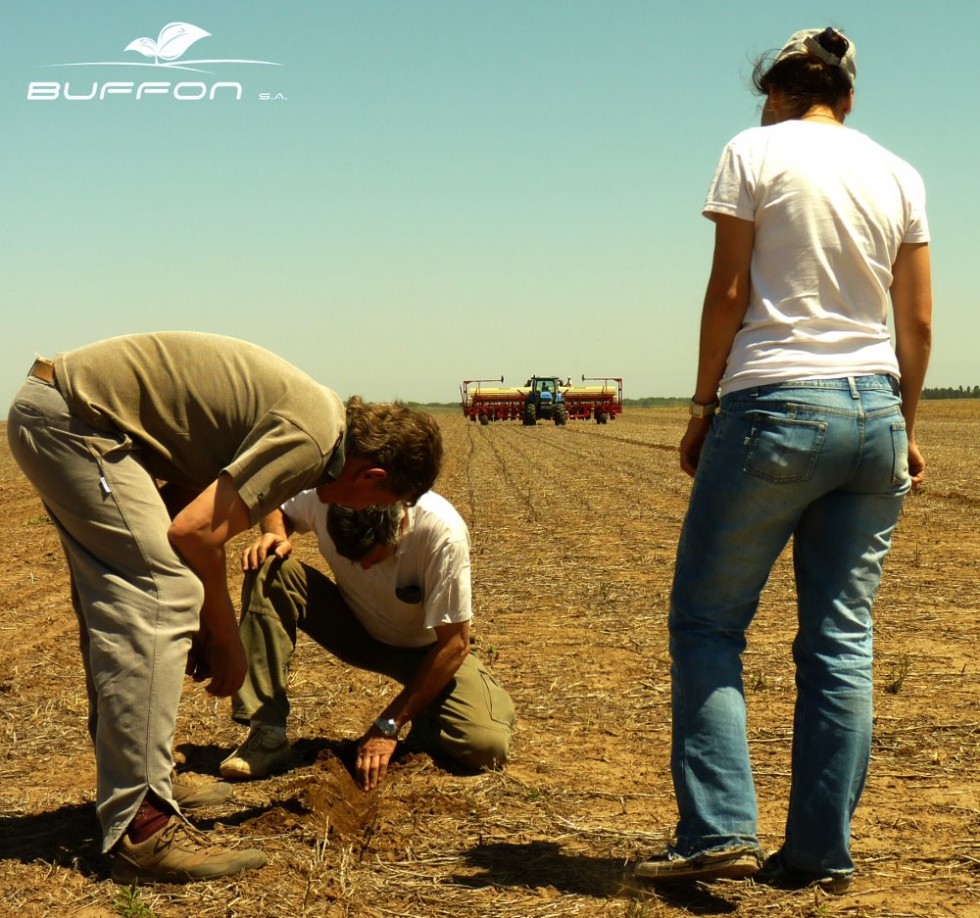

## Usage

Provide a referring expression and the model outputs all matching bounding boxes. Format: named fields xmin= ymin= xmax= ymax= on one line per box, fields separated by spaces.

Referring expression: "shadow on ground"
xmin=0 ymin=801 xmax=104 ymax=877
xmin=0 ymin=796 xmax=276 ymax=879
xmin=452 ymin=840 xmax=741 ymax=913
xmin=178 ymin=735 xmax=461 ymax=785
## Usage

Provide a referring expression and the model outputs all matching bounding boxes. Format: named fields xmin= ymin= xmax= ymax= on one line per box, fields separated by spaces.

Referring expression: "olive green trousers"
xmin=232 ymin=558 xmax=515 ymax=770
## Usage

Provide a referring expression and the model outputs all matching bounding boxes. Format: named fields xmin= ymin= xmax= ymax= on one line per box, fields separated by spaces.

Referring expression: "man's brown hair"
xmin=344 ymin=397 xmax=443 ymax=504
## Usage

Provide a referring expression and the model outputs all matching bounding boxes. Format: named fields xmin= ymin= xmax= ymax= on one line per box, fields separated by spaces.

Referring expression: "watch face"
xmin=375 ymin=718 xmax=399 ymax=737
xmin=689 ymin=400 xmax=717 ymax=418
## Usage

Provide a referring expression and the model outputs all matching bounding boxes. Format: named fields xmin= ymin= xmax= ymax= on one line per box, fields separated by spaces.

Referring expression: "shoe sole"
xmin=219 ymin=762 xmax=263 ymax=781
xmin=635 ymin=852 xmax=761 ymax=882
xmin=219 ymin=749 xmax=291 ymax=781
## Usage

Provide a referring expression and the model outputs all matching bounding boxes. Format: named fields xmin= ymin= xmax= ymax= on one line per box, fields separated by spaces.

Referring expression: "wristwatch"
xmin=689 ymin=398 xmax=719 ymax=419
xmin=373 ymin=717 xmax=401 ymax=738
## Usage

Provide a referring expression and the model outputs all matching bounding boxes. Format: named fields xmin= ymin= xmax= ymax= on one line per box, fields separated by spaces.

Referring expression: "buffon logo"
xmin=27 ymin=21 xmax=284 ymax=102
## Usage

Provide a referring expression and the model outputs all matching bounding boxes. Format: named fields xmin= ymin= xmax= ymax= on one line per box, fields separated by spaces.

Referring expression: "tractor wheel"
xmin=596 ymin=410 xmax=608 ymax=424
xmin=479 ymin=412 xmax=489 ymax=426
xmin=523 ymin=403 xmax=537 ymax=426
xmin=555 ymin=405 xmax=568 ymax=426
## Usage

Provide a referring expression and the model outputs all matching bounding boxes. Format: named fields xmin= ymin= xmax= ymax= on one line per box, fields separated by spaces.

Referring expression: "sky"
xmin=1 ymin=1 xmax=976 ymax=410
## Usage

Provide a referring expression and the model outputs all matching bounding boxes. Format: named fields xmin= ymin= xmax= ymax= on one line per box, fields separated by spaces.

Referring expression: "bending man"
xmin=7 ymin=331 xmax=442 ymax=882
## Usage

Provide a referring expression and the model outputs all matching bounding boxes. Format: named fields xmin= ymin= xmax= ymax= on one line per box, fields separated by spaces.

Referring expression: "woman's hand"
xmin=908 ymin=440 xmax=926 ymax=489
xmin=679 ymin=417 xmax=713 ymax=477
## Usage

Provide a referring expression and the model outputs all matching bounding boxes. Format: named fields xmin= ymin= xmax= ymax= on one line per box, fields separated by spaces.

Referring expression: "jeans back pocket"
xmin=743 ymin=414 xmax=828 ymax=484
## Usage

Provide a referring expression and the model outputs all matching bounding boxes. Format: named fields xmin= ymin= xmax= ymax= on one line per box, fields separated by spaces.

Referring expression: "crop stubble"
xmin=0 ymin=404 xmax=977 ymax=917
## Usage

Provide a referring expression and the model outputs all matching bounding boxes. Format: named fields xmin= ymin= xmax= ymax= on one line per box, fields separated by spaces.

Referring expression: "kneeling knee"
xmin=451 ymin=726 xmax=512 ymax=772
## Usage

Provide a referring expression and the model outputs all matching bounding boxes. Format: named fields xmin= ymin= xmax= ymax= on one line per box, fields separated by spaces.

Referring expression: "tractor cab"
xmin=523 ymin=375 xmax=567 ymax=426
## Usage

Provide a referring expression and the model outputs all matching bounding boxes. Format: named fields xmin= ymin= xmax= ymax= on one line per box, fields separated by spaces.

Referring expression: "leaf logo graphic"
xmin=124 ymin=22 xmax=211 ymax=65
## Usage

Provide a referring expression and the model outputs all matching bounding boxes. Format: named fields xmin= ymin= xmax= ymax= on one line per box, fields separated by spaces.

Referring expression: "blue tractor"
xmin=522 ymin=375 xmax=569 ymax=426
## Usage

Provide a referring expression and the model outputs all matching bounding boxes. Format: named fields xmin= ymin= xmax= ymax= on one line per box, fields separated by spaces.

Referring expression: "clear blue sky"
xmin=1 ymin=1 xmax=975 ymax=409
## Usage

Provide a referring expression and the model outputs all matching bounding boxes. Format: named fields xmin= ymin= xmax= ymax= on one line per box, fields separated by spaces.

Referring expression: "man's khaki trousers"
xmin=8 ymin=377 xmax=200 ymax=851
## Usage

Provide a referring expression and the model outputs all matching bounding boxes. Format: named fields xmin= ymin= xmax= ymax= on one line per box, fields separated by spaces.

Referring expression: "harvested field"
xmin=0 ymin=402 xmax=978 ymax=918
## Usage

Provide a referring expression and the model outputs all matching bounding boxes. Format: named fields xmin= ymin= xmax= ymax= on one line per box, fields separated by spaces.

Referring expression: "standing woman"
xmin=635 ymin=28 xmax=932 ymax=891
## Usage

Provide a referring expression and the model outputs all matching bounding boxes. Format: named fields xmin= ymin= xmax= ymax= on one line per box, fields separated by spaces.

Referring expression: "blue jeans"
xmin=669 ymin=376 xmax=910 ymax=876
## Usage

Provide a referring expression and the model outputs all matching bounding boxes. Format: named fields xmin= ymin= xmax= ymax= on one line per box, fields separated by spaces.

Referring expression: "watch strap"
xmin=689 ymin=399 xmax=719 ymax=419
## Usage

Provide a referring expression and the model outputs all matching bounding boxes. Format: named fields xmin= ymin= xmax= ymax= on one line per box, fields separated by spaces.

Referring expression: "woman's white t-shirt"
xmin=704 ymin=120 xmax=929 ymax=397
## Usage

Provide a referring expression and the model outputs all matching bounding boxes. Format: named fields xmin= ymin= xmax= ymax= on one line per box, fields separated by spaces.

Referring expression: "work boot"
xmin=220 ymin=725 xmax=291 ymax=780
xmin=110 ymin=817 xmax=267 ymax=883
xmin=171 ymin=770 xmax=233 ymax=808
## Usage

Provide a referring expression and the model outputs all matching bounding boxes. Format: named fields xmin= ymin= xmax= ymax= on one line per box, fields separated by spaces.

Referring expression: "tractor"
xmin=522 ymin=375 xmax=568 ymax=426
xmin=460 ymin=375 xmax=622 ymax=425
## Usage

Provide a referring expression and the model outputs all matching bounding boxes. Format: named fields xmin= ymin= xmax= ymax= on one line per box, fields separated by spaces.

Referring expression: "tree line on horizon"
xmin=921 ymin=385 xmax=980 ymax=399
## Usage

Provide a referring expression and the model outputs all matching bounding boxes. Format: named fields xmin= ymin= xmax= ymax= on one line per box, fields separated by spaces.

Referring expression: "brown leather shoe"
xmin=111 ymin=818 xmax=267 ymax=884
xmin=171 ymin=770 xmax=233 ymax=809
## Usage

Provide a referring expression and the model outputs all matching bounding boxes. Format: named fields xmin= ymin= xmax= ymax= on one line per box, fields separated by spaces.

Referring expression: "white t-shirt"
xmin=279 ymin=490 xmax=472 ymax=648
xmin=703 ymin=120 xmax=929 ymax=396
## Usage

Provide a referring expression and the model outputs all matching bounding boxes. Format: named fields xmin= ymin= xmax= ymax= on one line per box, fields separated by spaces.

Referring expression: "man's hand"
xmin=351 ymin=620 xmax=470 ymax=791
xmin=242 ymin=532 xmax=293 ymax=572
xmin=185 ymin=626 xmax=247 ymax=695
xmin=185 ymin=629 xmax=212 ymax=683
xmin=168 ymin=474 xmax=251 ymax=694
xmin=355 ymin=728 xmax=398 ymax=792
xmin=201 ymin=628 xmax=248 ymax=697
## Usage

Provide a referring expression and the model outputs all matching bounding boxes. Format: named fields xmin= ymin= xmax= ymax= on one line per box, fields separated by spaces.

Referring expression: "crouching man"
xmin=220 ymin=491 xmax=516 ymax=791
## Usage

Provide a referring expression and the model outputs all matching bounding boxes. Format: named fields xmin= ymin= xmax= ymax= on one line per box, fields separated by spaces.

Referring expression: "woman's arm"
xmin=890 ymin=241 xmax=933 ymax=486
xmin=680 ymin=213 xmax=755 ymax=476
